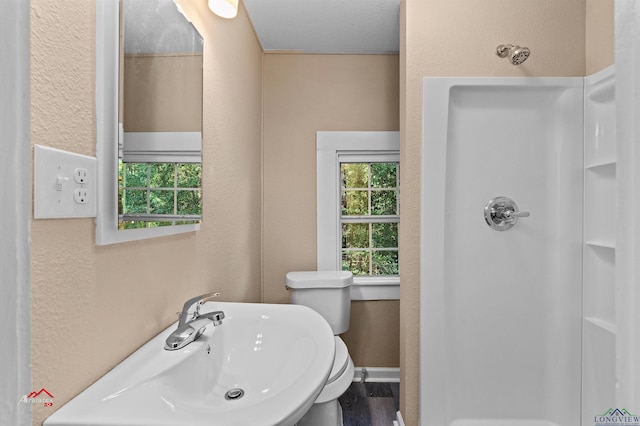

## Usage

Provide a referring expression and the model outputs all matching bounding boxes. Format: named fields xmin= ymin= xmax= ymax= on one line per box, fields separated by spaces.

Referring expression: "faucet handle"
xmin=197 ymin=292 xmax=220 ymax=307
xmin=191 ymin=292 xmax=220 ymax=319
xmin=179 ymin=292 xmax=221 ymax=324
xmin=193 ymin=292 xmax=220 ymax=318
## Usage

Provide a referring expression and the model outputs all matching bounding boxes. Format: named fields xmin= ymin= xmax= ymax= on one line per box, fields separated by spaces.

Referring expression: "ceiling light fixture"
xmin=209 ymin=0 xmax=238 ymax=19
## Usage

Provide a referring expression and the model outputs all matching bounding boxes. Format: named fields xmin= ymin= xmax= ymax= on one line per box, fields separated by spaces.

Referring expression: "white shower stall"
xmin=420 ymin=67 xmax=616 ymax=426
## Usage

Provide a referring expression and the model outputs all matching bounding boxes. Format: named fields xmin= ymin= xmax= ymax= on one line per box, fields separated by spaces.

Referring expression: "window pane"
xmin=342 ymin=190 xmax=368 ymax=215
xmin=372 ymin=250 xmax=399 ymax=275
xmin=118 ymin=188 xmax=123 ymax=215
xmin=341 ymin=163 xmax=368 ymax=188
xmin=177 ymin=190 xmax=202 ymax=215
xmin=122 ymin=220 xmax=146 ymax=230
xmin=342 ymin=223 xmax=369 ymax=248
xmin=119 ymin=161 xmax=202 ymax=225
xmin=337 ymin=160 xmax=399 ymax=277
xmin=342 ymin=250 xmax=370 ymax=276
xmin=177 ymin=163 xmax=202 ymax=188
xmin=124 ymin=163 xmax=147 ymax=187
xmin=149 ymin=190 xmax=174 ymax=214
xmin=122 ymin=189 xmax=147 ymax=214
xmin=149 ymin=163 xmax=175 ymax=188
xmin=371 ymin=163 xmax=397 ymax=188
xmin=371 ymin=190 xmax=397 ymax=215
xmin=147 ymin=221 xmax=173 ymax=228
xmin=176 ymin=220 xmax=197 ymax=225
xmin=372 ymin=223 xmax=398 ymax=248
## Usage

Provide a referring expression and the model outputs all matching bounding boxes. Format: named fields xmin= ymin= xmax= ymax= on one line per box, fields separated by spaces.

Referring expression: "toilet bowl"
xmin=286 ymin=271 xmax=354 ymax=426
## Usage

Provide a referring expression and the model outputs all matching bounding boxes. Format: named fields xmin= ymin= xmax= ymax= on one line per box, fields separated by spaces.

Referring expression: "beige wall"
xmin=400 ymin=0 xmax=587 ymax=424
xmin=123 ymin=53 xmax=203 ymax=132
xmin=262 ymin=53 xmax=400 ymax=367
xmin=29 ymin=1 xmax=262 ymax=425
xmin=586 ymin=0 xmax=615 ymax=75
xmin=341 ymin=301 xmax=400 ymax=366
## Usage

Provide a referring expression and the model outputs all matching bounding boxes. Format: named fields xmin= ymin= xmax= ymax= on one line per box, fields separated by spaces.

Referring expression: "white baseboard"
xmin=352 ymin=367 xmax=400 ymax=383
xmin=395 ymin=411 xmax=405 ymax=426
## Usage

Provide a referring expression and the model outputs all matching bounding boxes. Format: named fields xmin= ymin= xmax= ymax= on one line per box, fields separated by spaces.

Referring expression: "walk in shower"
xmin=420 ymin=69 xmax=616 ymax=426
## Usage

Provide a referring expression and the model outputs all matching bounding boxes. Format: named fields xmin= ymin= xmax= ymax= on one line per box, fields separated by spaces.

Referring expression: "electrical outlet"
xmin=74 ymin=189 xmax=89 ymax=204
xmin=34 ymin=145 xmax=97 ymax=218
xmin=74 ymin=168 xmax=88 ymax=184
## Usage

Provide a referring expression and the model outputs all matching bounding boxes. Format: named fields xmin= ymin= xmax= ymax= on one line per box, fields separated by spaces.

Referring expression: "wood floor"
xmin=340 ymin=382 xmax=400 ymax=426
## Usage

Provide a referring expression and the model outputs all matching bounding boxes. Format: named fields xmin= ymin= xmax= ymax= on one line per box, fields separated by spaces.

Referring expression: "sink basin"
xmin=44 ymin=302 xmax=336 ymax=426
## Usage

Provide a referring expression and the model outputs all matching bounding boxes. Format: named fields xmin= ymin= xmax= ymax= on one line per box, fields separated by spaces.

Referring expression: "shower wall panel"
xmin=421 ymin=77 xmax=584 ymax=426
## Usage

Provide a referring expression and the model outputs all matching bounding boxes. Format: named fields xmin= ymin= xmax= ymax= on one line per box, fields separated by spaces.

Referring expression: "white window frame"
xmin=122 ymin=131 xmax=202 ymax=163
xmin=317 ymin=131 xmax=400 ymax=300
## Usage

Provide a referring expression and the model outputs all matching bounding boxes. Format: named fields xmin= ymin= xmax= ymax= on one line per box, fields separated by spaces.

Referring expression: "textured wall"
xmin=123 ymin=54 xmax=203 ymax=132
xmin=400 ymin=0 xmax=586 ymax=424
xmin=29 ymin=1 xmax=262 ymax=425
xmin=341 ymin=301 xmax=400 ymax=367
xmin=586 ymin=0 xmax=614 ymax=75
xmin=262 ymin=53 xmax=400 ymax=367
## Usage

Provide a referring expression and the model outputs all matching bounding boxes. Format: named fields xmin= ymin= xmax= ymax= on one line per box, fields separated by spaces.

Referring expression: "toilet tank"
xmin=285 ymin=271 xmax=353 ymax=335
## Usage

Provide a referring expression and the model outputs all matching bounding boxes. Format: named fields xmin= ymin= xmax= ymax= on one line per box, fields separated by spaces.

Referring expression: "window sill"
xmin=351 ymin=277 xmax=399 ymax=300
xmin=97 ymin=222 xmax=199 ymax=246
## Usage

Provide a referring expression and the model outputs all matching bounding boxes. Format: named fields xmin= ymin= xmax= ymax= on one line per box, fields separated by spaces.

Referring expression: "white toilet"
xmin=286 ymin=271 xmax=355 ymax=426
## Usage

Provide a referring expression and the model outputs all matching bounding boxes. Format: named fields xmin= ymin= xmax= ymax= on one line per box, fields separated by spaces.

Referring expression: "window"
xmin=118 ymin=131 xmax=202 ymax=229
xmin=340 ymin=161 xmax=399 ymax=276
xmin=119 ymin=161 xmax=202 ymax=229
xmin=317 ymin=131 xmax=400 ymax=300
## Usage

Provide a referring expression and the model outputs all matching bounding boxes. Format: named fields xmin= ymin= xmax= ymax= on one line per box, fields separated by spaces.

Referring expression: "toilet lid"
xmin=327 ymin=337 xmax=350 ymax=385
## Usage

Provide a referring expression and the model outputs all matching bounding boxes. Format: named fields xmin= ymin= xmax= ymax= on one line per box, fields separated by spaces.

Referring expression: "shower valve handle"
xmin=502 ymin=209 xmax=530 ymax=219
xmin=484 ymin=197 xmax=529 ymax=231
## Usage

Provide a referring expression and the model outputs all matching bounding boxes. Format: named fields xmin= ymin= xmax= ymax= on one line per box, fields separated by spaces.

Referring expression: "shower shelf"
xmin=583 ymin=65 xmax=616 ymax=422
xmin=585 ymin=161 xmax=616 ymax=248
xmin=585 ymin=241 xmax=616 ymax=250
xmin=585 ymin=161 xmax=616 ymax=171
xmin=585 ymin=316 xmax=617 ymax=335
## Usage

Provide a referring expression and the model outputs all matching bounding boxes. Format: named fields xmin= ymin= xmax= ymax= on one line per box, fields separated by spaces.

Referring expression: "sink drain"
xmin=225 ymin=388 xmax=244 ymax=401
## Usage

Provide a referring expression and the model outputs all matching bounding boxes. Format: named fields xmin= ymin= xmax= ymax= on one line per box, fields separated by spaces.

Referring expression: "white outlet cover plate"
xmin=34 ymin=145 xmax=97 ymax=219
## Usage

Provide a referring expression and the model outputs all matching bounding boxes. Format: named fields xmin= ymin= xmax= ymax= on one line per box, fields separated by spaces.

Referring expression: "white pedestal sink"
xmin=44 ymin=302 xmax=336 ymax=426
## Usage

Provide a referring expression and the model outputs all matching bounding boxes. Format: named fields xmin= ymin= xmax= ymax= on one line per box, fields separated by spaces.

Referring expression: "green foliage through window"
xmin=118 ymin=161 xmax=202 ymax=229
xmin=340 ymin=162 xmax=399 ymax=276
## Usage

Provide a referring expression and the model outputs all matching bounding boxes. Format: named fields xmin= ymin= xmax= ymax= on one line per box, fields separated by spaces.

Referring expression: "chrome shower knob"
xmin=484 ymin=196 xmax=530 ymax=231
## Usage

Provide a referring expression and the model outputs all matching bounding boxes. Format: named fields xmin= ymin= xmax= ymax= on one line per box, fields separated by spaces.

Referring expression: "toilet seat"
xmin=327 ymin=337 xmax=349 ymax=385
xmin=314 ymin=337 xmax=354 ymax=404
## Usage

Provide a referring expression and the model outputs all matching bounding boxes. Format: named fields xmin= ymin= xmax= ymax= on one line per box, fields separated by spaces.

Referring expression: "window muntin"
xmin=340 ymin=162 xmax=399 ymax=276
xmin=119 ymin=161 xmax=202 ymax=229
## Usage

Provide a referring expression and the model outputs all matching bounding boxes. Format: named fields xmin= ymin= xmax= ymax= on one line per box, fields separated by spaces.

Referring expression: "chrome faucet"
xmin=164 ymin=292 xmax=225 ymax=351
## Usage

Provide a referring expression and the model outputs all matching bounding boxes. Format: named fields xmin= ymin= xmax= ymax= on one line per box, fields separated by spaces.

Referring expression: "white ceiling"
xmin=243 ymin=0 xmax=401 ymax=54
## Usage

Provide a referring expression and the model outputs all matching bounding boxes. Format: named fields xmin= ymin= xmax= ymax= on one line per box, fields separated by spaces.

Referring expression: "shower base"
xmin=450 ymin=420 xmax=561 ymax=426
